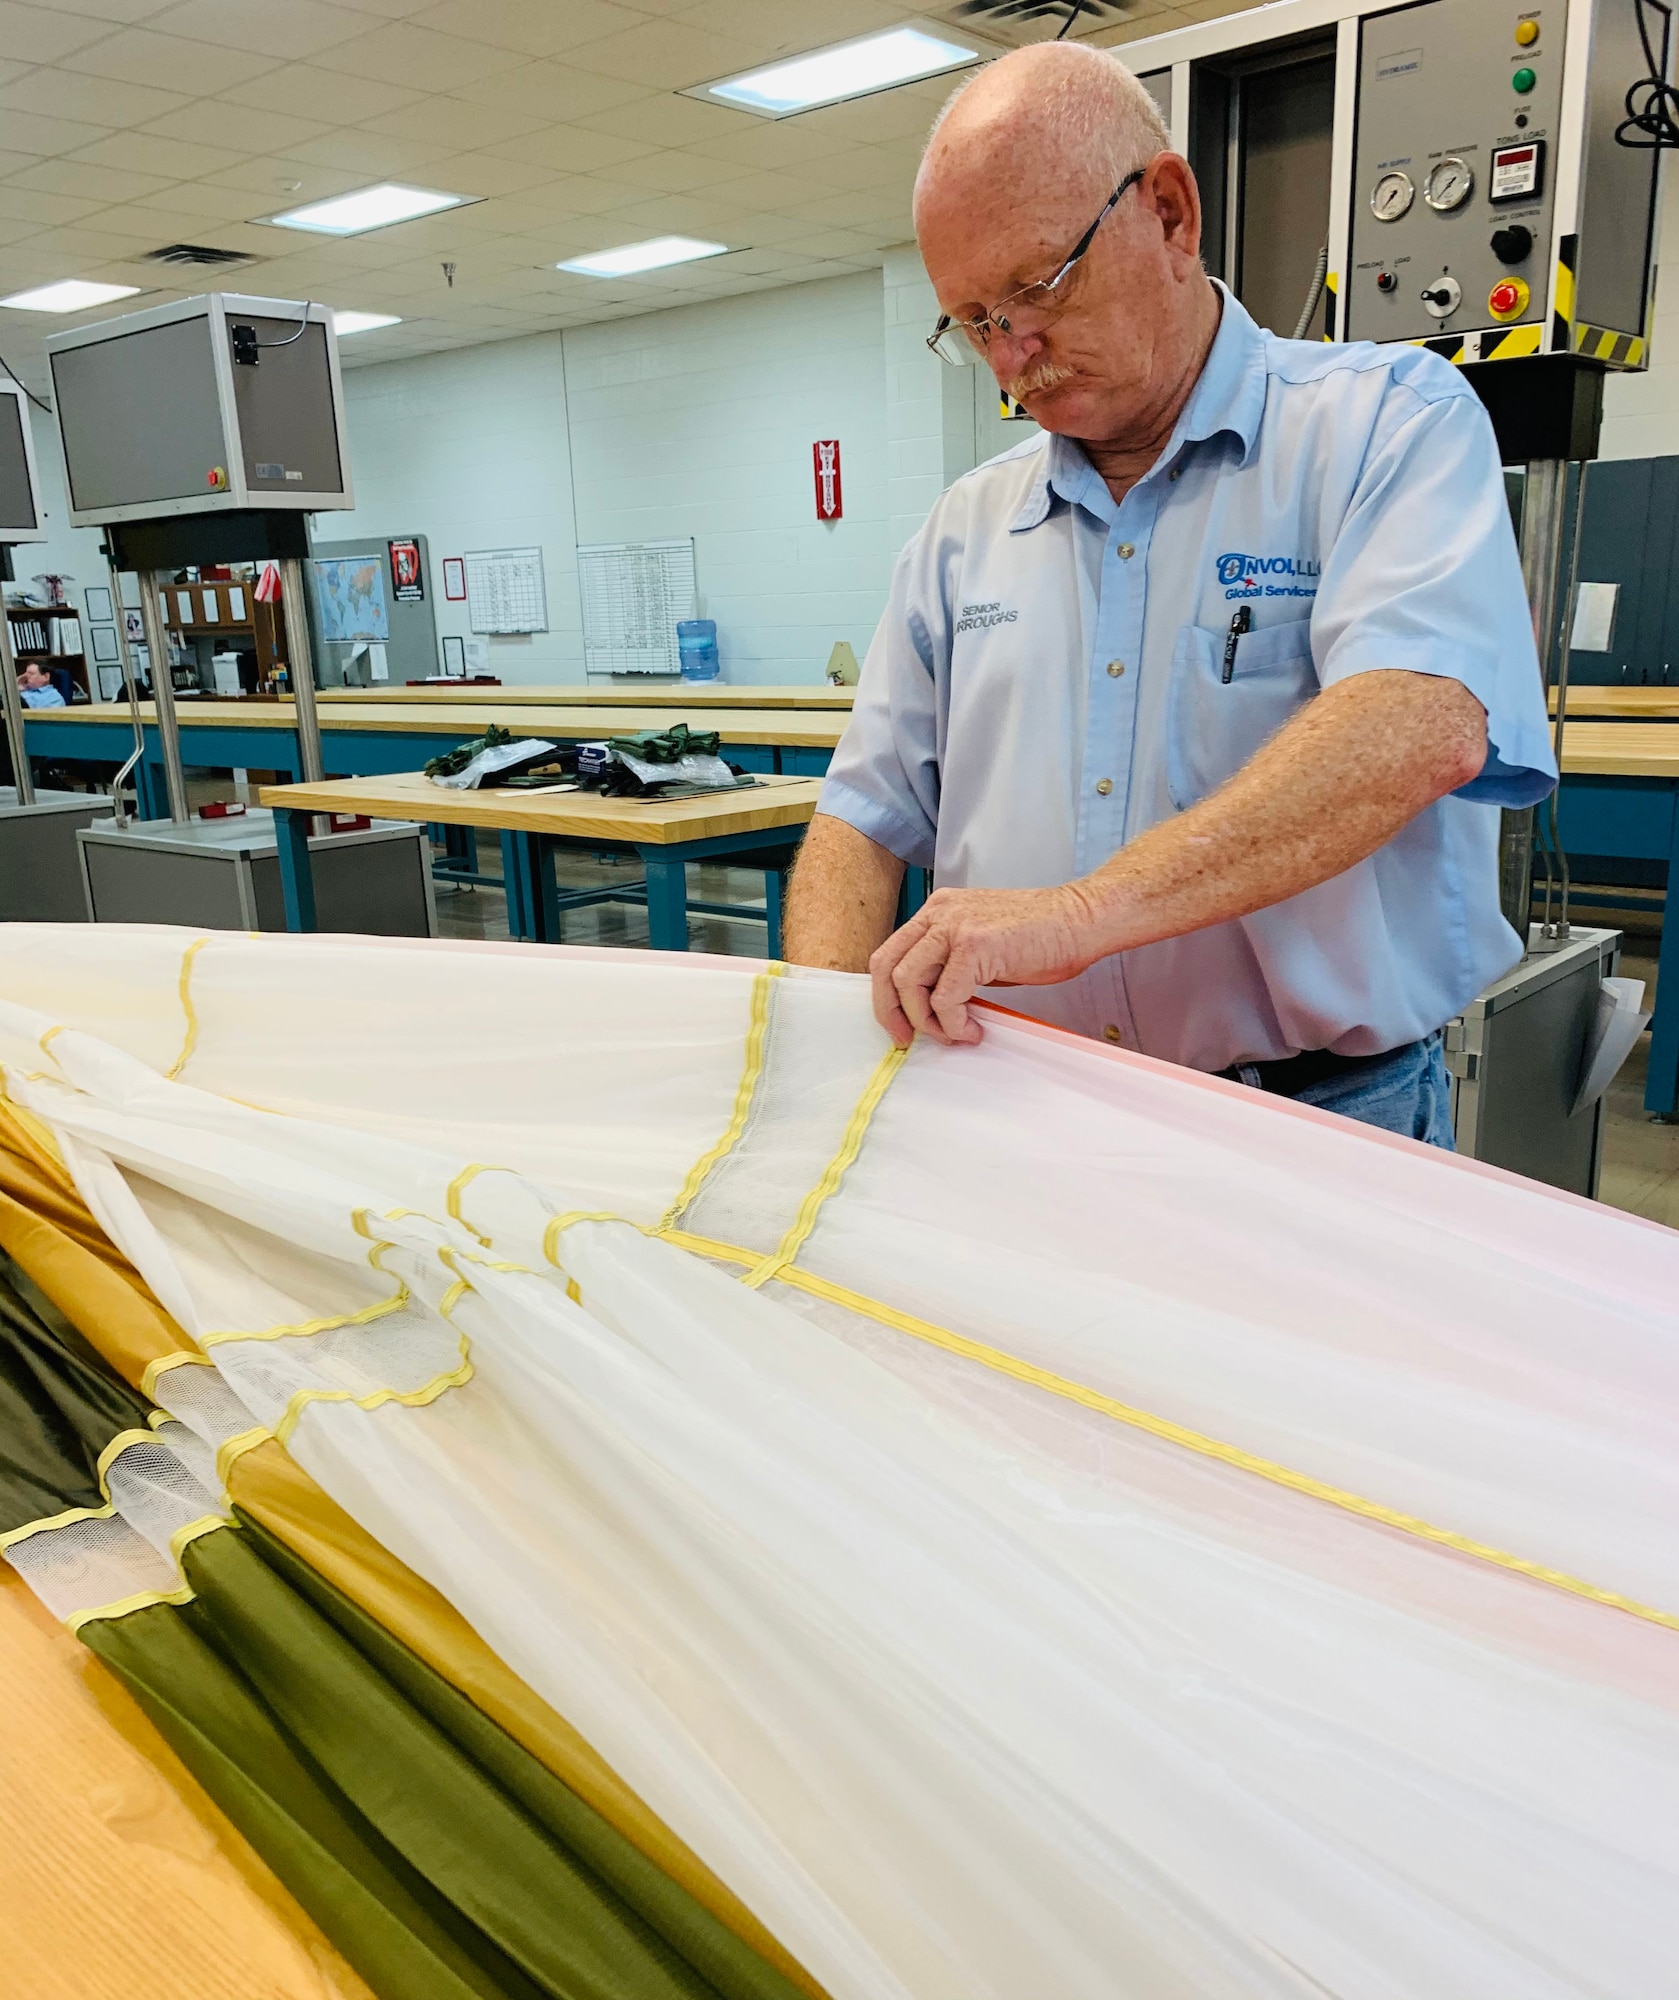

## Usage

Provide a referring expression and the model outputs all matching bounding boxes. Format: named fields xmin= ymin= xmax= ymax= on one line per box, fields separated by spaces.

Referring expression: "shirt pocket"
xmin=1165 ymin=618 xmax=1318 ymax=812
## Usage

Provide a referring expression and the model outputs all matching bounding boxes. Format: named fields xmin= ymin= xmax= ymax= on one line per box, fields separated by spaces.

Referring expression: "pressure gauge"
xmin=1424 ymin=157 xmax=1474 ymax=211
xmin=1371 ymin=169 xmax=1415 ymax=222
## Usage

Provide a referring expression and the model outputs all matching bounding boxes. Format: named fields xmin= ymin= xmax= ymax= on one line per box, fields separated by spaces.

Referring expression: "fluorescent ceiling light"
xmin=0 ymin=279 xmax=140 ymax=313
xmin=332 ymin=310 xmax=402 ymax=335
xmin=699 ymin=24 xmax=979 ymax=117
xmin=558 ymin=236 xmax=729 ymax=277
xmin=268 ymin=184 xmax=469 ymax=236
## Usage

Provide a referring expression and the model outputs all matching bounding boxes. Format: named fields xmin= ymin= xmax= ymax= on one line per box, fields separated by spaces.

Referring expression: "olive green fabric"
xmin=0 ymin=1246 xmax=806 ymax=2000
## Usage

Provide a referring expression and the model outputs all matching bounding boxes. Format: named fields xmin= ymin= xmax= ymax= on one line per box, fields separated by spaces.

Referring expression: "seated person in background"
xmin=17 ymin=662 xmax=65 ymax=709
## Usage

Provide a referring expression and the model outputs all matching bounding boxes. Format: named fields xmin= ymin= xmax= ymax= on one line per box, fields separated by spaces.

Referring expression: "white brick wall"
xmin=1600 ymin=185 xmax=1679 ymax=460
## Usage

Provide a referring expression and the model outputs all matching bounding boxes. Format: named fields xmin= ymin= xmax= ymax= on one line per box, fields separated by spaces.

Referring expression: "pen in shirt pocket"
xmin=1222 ymin=604 xmax=1252 ymax=683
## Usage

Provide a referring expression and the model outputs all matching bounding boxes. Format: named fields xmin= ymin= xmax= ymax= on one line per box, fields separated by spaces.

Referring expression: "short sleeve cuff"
xmin=816 ymin=775 xmax=936 ymax=869
xmin=1318 ymin=635 xmax=1558 ymax=807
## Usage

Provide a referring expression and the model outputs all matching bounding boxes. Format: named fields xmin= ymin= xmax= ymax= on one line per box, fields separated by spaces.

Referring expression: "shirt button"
xmin=1106 ymin=660 xmax=1124 ymax=678
xmin=1117 ymin=542 xmax=1135 ymax=559
xmin=1095 ymin=777 xmax=1113 ymax=795
xmin=1103 ymin=1024 xmax=1123 ymax=1044
xmin=1168 ymin=466 xmax=1182 ymax=482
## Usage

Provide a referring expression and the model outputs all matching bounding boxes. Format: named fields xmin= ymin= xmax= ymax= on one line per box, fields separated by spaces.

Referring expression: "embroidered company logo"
xmin=954 ymin=600 xmax=1018 ymax=633
xmin=1216 ymin=552 xmax=1320 ymax=600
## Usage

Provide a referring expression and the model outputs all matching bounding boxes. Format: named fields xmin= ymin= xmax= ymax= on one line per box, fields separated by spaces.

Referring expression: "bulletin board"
xmin=576 ymin=538 xmax=697 ymax=676
xmin=464 ymin=546 xmax=548 ymax=634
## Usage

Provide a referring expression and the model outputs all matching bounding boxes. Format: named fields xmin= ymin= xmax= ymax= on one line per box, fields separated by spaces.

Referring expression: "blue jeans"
xmin=1236 ymin=1033 xmax=1456 ymax=1148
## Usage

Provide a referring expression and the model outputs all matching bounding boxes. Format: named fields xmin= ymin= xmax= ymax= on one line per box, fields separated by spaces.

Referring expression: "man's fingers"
xmin=870 ymin=911 xmax=930 ymax=1043
xmin=891 ymin=931 xmax=951 ymax=1041
xmin=928 ymin=957 xmax=983 ymax=1044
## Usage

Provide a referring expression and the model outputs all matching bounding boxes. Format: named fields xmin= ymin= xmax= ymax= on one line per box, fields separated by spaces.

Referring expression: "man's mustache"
xmin=1004 ymin=357 xmax=1076 ymax=399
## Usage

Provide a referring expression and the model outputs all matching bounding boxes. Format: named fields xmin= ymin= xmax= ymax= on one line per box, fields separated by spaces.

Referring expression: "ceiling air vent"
xmin=935 ymin=0 xmax=1133 ymax=43
xmin=143 ymin=243 xmax=256 ymax=268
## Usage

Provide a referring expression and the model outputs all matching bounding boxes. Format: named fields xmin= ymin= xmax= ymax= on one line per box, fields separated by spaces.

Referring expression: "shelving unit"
xmin=6 ymin=604 xmax=89 ymax=701
xmin=156 ymin=577 xmax=288 ymax=690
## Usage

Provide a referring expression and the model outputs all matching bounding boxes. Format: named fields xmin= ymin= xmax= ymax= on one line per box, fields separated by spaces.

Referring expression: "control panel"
xmin=1348 ymin=0 xmax=1562 ymax=343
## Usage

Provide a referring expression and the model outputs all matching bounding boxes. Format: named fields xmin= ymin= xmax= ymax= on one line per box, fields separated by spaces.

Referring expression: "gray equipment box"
xmin=46 ymin=295 xmax=353 ymax=527
xmin=1445 ymin=926 xmax=1621 ymax=1197
xmin=0 ymin=379 xmax=45 ymax=542
xmin=77 ymin=812 xmax=436 ymax=936
xmin=0 ymin=789 xmax=114 ymax=922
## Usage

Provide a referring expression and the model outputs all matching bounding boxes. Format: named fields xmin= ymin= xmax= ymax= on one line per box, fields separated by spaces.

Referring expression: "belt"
xmin=1215 ymin=1039 xmax=1420 ymax=1096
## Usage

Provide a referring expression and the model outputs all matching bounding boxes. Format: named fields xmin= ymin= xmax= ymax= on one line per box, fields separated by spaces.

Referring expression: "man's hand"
xmin=871 ymin=882 xmax=1100 ymax=1046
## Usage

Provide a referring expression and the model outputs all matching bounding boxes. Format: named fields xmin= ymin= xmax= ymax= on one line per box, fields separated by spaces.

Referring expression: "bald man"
xmin=784 ymin=43 xmax=1556 ymax=1144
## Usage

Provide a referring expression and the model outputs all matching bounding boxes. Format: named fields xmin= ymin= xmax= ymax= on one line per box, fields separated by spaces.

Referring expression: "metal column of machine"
xmin=0 ymin=373 xmax=114 ymax=922
xmin=44 ymin=294 xmax=435 ymax=937
xmin=1122 ymin=0 xmax=1669 ymax=1194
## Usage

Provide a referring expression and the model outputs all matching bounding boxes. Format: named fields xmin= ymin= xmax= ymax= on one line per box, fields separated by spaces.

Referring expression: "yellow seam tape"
xmin=140 ymin=1349 xmax=216 ymax=1401
xmin=743 ymin=1043 xmax=907 ymax=1289
xmin=164 ymin=935 xmax=211 ymax=1081
xmin=0 ymin=1498 xmax=115 ymax=1551
xmin=37 ymin=1024 xmax=65 ymax=1060
xmin=168 ymin=1512 xmax=232 ymax=1564
xmin=446 ymin=1162 xmax=502 ymax=1248
xmin=658 ymin=963 xmax=786 ymax=1233
xmin=215 ymin=1426 xmax=272 ymax=1484
xmin=270 ymin=1337 xmax=473 ymax=1451
xmin=541 ymin=1210 xmax=623 ymax=1267
xmin=198 ymin=1234 xmax=410 ymax=1348
xmin=68 ymin=1582 xmax=196 ymax=1634
xmin=0 ymin=1423 xmax=211 ymax=1554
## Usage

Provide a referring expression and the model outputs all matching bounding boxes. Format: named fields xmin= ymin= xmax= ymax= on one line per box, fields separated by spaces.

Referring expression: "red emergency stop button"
xmin=206 ymin=464 xmax=228 ymax=489
xmin=1488 ymin=276 xmax=1529 ymax=319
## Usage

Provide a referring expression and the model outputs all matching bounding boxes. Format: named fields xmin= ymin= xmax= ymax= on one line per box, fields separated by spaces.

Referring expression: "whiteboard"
xmin=576 ymin=538 xmax=696 ymax=676
xmin=464 ymin=545 xmax=548 ymax=634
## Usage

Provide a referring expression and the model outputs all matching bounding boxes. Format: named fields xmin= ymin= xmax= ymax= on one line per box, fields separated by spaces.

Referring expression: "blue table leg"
xmin=905 ymin=866 xmax=931 ymax=919
xmin=500 ymin=829 xmax=533 ymax=939
xmin=1646 ymin=802 xmax=1679 ymax=1115
xmin=641 ymin=854 xmax=690 ymax=951
xmin=137 ymin=755 xmax=167 ymax=821
xmin=763 ymin=863 xmax=785 ymax=960
xmin=274 ymin=808 xmax=317 ymax=933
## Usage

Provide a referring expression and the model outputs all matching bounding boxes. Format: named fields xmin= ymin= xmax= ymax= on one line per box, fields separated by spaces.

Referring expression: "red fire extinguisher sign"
xmin=813 ymin=439 xmax=842 ymax=520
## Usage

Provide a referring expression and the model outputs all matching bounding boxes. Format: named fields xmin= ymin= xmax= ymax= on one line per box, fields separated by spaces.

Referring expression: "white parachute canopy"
xmin=0 ymin=924 xmax=1675 ymax=2000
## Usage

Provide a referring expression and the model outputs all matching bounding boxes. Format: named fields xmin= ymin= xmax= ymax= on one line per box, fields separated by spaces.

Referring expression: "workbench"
xmin=318 ymin=682 xmax=856 ymax=710
xmin=21 ymin=699 xmax=847 ymax=821
xmin=257 ymin=771 xmax=827 ymax=953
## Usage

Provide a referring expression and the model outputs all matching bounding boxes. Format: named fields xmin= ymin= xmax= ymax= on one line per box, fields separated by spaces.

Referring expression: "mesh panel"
xmin=207 ymin=1301 xmax=465 ymax=1432
xmin=5 ymin=1511 xmax=181 ymax=1623
xmin=151 ymin=1357 xmax=268 ymax=1450
xmin=679 ymin=979 xmax=894 ymax=1256
xmin=104 ymin=1424 xmax=223 ymax=1557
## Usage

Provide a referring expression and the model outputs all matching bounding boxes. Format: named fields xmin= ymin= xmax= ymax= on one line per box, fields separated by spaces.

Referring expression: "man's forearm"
xmin=1070 ymin=668 xmax=1489 ymax=956
xmin=784 ymin=812 xmax=906 ymax=970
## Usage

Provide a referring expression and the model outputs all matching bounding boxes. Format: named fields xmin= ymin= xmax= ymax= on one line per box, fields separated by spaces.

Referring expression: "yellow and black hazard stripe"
xmin=1322 ymin=268 xmax=1338 ymax=341
xmin=1552 ymin=232 xmax=1576 ymax=355
xmin=1573 ymin=323 xmax=1645 ymax=365
xmin=1481 ymin=321 xmax=1544 ymax=361
xmin=1420 ymin=333 xmax=1467 ymax=363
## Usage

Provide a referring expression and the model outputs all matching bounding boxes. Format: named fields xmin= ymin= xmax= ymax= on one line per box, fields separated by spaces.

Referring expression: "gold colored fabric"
xmin=0 ymin=1103 xmax=823 ymax=2000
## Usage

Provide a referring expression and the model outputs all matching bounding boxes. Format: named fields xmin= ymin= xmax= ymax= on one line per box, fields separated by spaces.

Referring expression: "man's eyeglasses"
xmin=926 ymin=164 xmax=1148 ymax=365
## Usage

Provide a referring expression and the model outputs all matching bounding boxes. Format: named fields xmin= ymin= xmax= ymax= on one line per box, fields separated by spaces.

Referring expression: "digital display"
xmin=1491 ymin=139 xmax=1545 ymax=202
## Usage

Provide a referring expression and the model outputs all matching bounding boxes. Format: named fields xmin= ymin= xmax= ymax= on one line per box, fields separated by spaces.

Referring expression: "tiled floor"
xmin=438 ymin=858 xmax=1679 ymax=1222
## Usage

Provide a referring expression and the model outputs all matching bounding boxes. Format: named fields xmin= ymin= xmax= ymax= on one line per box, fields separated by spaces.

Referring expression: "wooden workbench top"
xmin=1557 ymin=722 xmax=1679 ymax=776
xmin=1549 ymin=687 xmax=1679 ymax=718
xmin=257 ymin=769 xmax=826 ymax=844
xmin=34 ymin=699 xmax=849 ymax=749
xmin=317 ymin=682 xmax=855 ymax=710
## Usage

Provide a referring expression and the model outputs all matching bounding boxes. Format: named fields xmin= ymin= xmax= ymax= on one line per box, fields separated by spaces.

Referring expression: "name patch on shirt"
xmin=1216 ymin=552 xmax=1321 ymax=601
xmin=954 ymin=600 xmax=1019 ymax=632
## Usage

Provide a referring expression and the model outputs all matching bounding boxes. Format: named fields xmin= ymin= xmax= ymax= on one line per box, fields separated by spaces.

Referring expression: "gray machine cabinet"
xmin=77 ymin=812 xmax=436 ymax=936
xmin=1445 ymin=926 xmax=1621 ymax=1197
xmin=0 ymin=381 xmax=45 ymax=542
xmin=1 ymin=790 xmax=114 ymax=922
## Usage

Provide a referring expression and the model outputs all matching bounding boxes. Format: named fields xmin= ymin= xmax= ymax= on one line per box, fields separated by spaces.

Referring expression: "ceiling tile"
xmin=68 ymin=130 xmax=244 ymax=176
xmin=2 ymin=158 xmax=177 ymax=202
xmin=47 ymin=0 xmax=183 ymax=20
xmin=145 ymin=0 xmax=372 ymax=59
xmin=453 ymin=61 xmax=650 ymax=122
xmin=141 ymin=103 xmax=332 ymax=153
xmin=408 ymin=0 xmax=649 ymax=57
xmin=216 ymin=60 xmax=427 ymax=124
xmin=0 ymin=152 xmax=48 ymax=179
xmin=573 ymin=93 xmax=750 ymax=147
xmin=119 ymin=181 xmax=279 ymax=220
xmin=436 ymin=153 xmax=567 ymax=198
xmin=565 ymin=20 xmax=757 ymax=90
xmin=63 ymin=27 xmax=285 ymax=93
xmin=198 ymin=155 xmax=360 ymax=196
xmin=781 ymin=186 xmax=904 ymax=229
xmin=0 ymin=214 xmax=50 ymax=248
xmin=269 ymin=130 xmax=447 ymax=176
xmin=0 ymin=187 xmax=105 ymax=226
xmin=325 ymin=21 xmax=531 ymax=91
xmin=673 ymin=0 xmax=901 ymax=45
xmin=606 ymin=149 xmax=749 ymax=193
xmin=479 ymin=125 xmax=656 ymax=174
xmin=0 ymin=3 xmax=121 ymax=63
xmin=686 ymin=168 xmax=832 ymax=209
xmin=804 ymin=140 xmax=919 ymax=191
xmin=360 ymin=96 xmax=550 ymax=151
xmin=0 ymin=65 xmax=192 ymax=128
xmin=683 ymin=120 xmax=861 ymax=169
xmin=0 ymin=110 xmax=113 ymax=158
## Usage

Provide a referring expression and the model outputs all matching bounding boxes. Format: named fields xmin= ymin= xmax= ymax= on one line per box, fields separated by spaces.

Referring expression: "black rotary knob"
xmin=1490 ymin=223 xmax=1534 ymax=264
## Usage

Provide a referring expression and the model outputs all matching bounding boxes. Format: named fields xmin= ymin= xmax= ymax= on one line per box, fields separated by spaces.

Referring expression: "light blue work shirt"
xmin=19 ymin=683 xmax=65 ymax=708
xmin=820 ymin=287 xmax=1558 ymax=1072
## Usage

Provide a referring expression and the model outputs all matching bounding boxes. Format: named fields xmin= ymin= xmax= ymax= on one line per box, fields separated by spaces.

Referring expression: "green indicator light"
xmin=1513 ymin=65 xmax=1537 ymax=91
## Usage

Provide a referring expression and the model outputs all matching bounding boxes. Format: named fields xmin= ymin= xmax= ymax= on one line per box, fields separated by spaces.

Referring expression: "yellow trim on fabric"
xmin=197 ymin=1234 xmax=411 ymax=1349
xmin=0 ymin=1425 xmax=220 ymax=1554
xmin=743 ymin=1043 xmax=907 ymax=1289
xmin=0 ymin=1084 xmax=68 ymax=1174
xmin=168 ymin=1512 xmax=232 ymax=1563
xmin=269 ymin=1336 xmax=474 ymax=1451
xmin=766 ymin=1263 xmax=1679 ymax=1637
xmin=94 ymin=1425 xmax=167 ymax=1482
xmin=657 ymin=962 xmax=786 ymax=1232
xmin=140 ymin=1349 xmax=217 ymax=1400
xmin=68 ymin=1581 xmax=196 ymax=1634
xmin=541 ymin=1210 xmax=623 ymax=1267
xmin=215 ymin=1426 xmax=272 ymax=1484
xmin=446 ymin=1163 xmax=503 ymax=1247
xmin=0 ymin=1499 xmax=114 ymax=1550
xmin=164 ymin=936 xmax=211 ymax=1081
xmin=37 ymin=1024 xmax=65 ymax=1061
